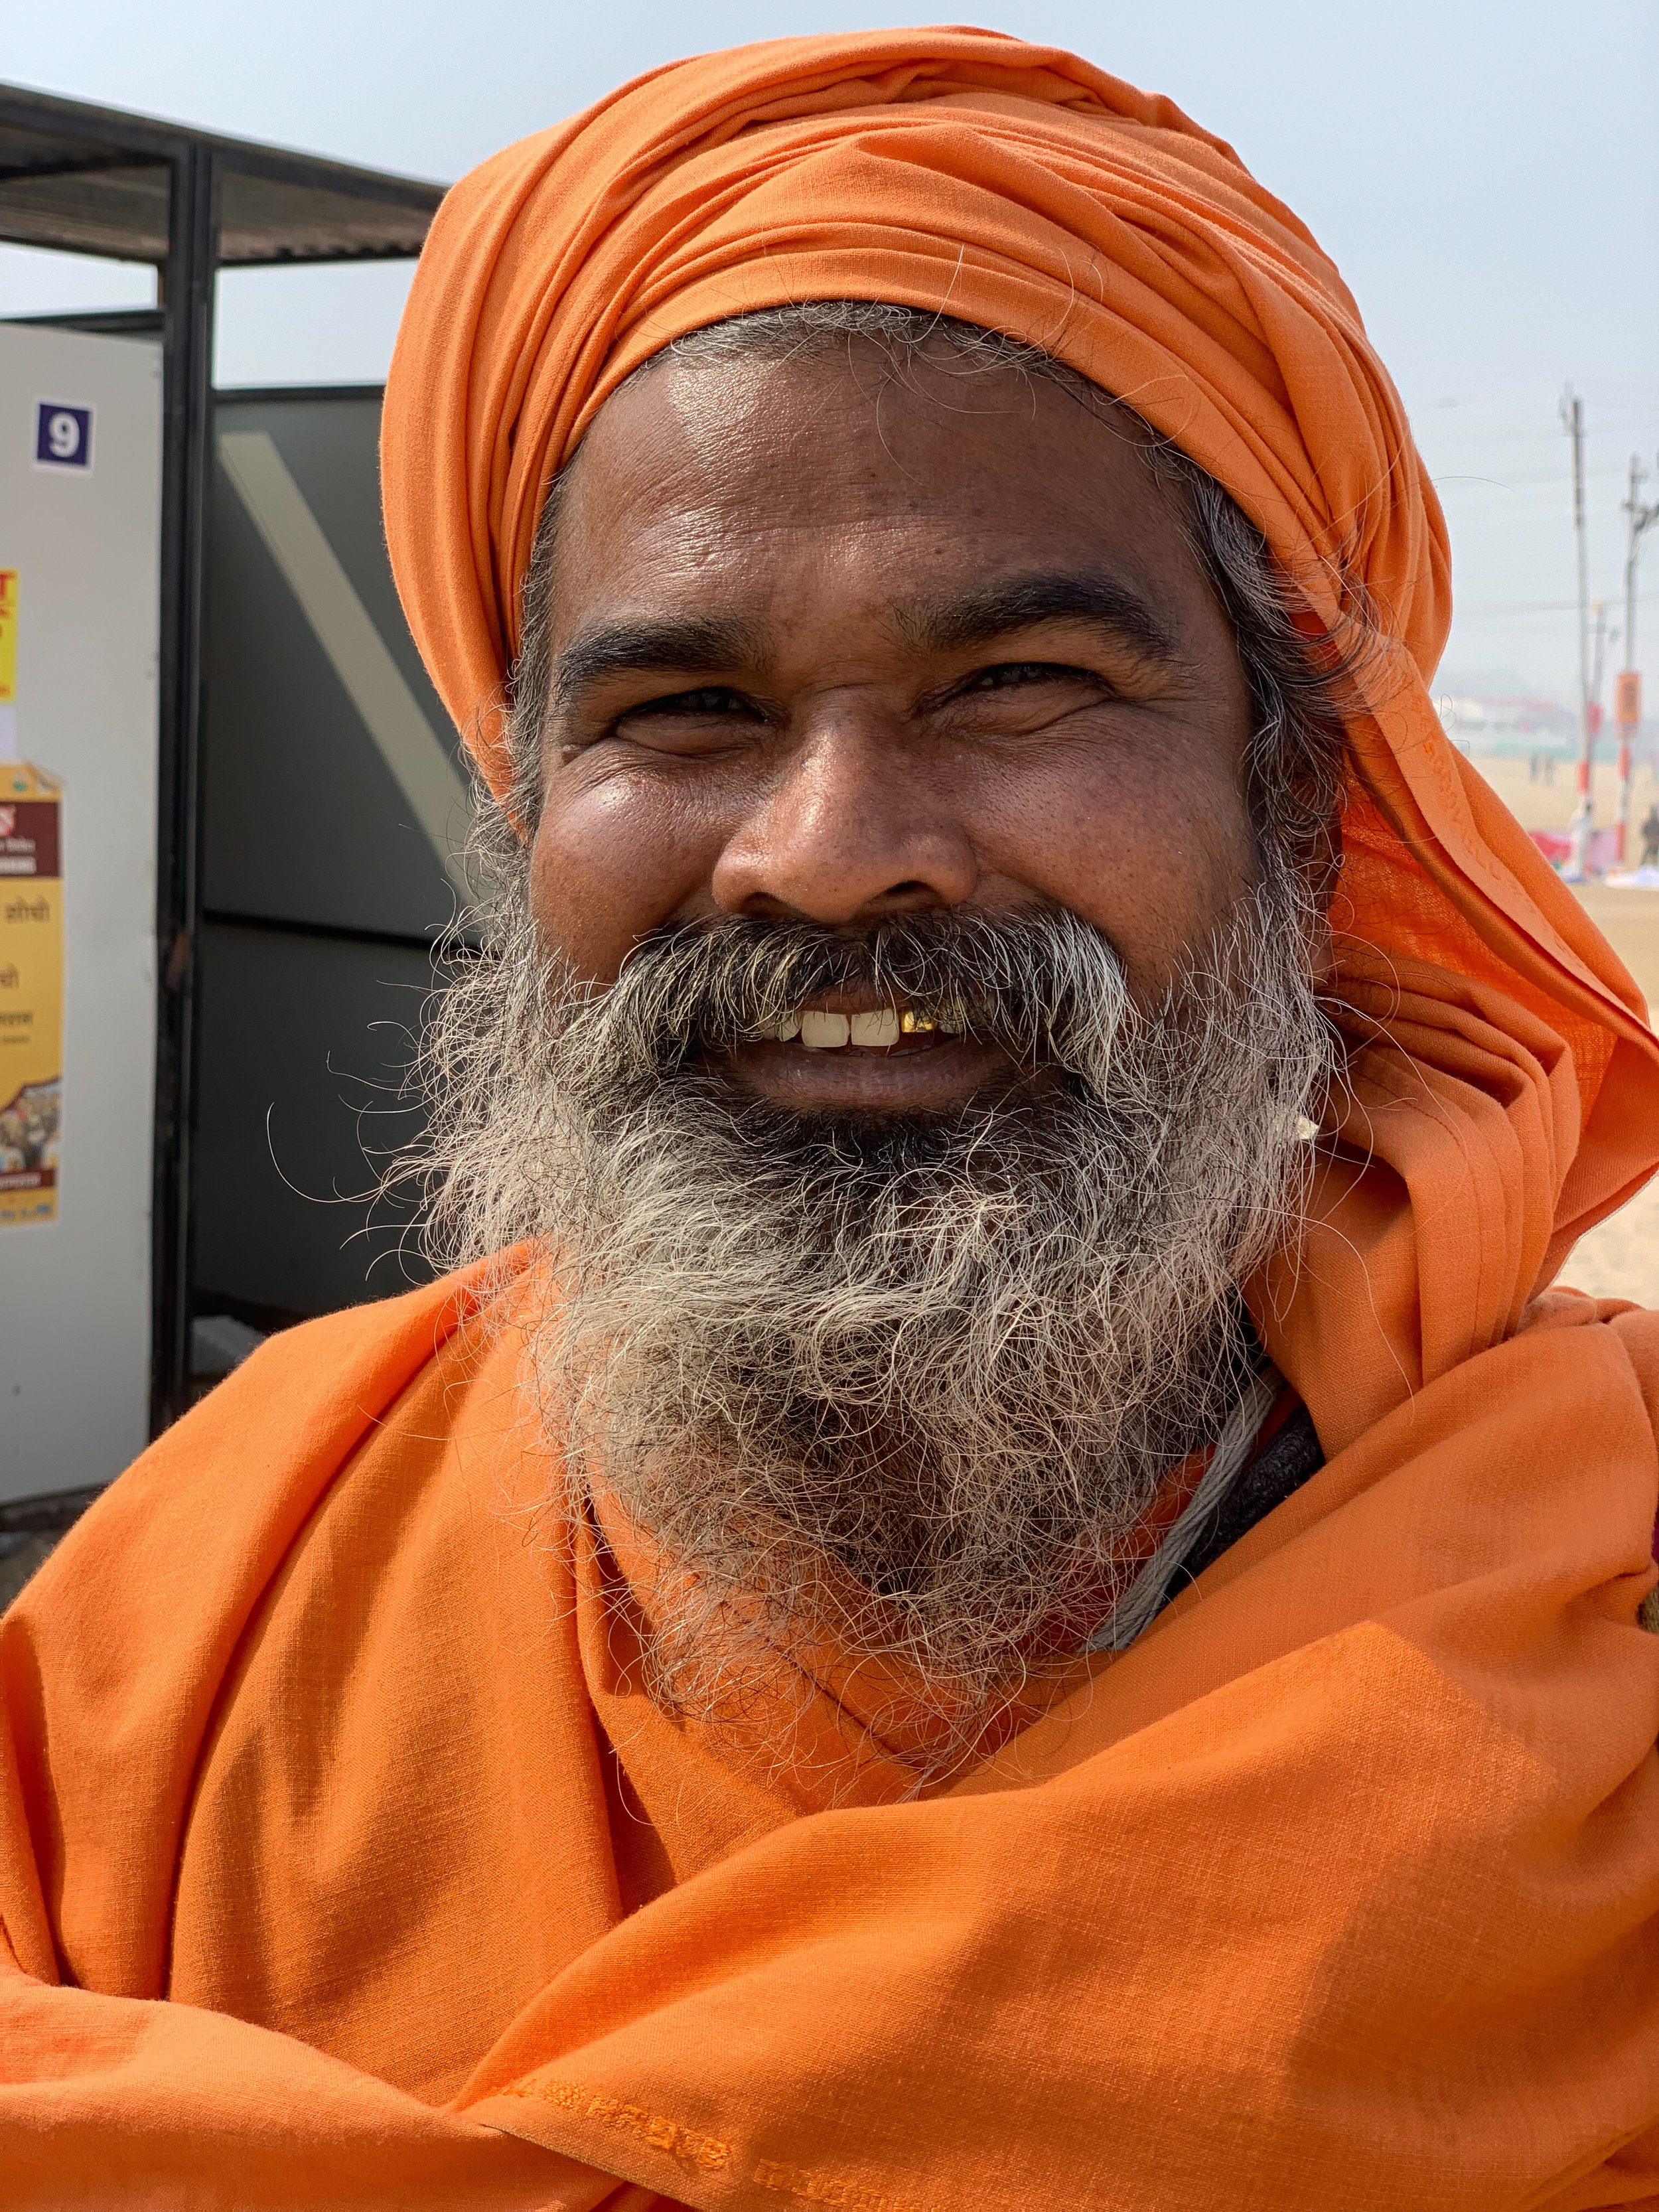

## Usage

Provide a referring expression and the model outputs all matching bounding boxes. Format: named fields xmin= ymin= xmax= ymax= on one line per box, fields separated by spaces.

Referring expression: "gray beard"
xmin=415 ymin=877 xmax=1333 ymax=1770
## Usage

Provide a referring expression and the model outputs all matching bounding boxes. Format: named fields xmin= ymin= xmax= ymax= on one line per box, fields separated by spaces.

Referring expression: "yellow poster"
xmin=0 ymin=759 xmax=62 ymax=1226
xmin=0 ymin=568 xmax=16 ymax=702
xmin=0 ymin=569 xmax=16 ymax=763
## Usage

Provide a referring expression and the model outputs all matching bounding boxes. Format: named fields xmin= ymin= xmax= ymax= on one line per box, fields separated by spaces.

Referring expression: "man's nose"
xmin=710 ymin=718 xmax=979 ymax=923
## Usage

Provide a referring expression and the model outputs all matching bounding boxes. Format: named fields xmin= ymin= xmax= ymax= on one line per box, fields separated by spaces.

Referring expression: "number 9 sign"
xmin=34 ymin=402 xmax=94 ymax=472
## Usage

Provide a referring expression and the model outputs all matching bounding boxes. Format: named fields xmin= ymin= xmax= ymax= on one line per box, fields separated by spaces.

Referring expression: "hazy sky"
xmin=3 ymin=0 xmax=1655 ymax=705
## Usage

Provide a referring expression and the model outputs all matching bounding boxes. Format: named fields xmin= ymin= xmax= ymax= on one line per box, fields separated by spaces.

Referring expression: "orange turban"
xmin=384 ymin=25 xmax=1449 ymax=747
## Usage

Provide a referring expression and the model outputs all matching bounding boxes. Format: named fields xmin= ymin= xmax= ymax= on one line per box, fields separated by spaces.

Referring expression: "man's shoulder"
xmin=0 ymin=1254 xmax=554 ymax=2020
xmin=155 ymin=1252 xmax=526 ymax=1484
xmin=202 ymin=1256 xmax=510 ymax=1427
xmin=10 ymin=1252 xmax=534 ymax=1639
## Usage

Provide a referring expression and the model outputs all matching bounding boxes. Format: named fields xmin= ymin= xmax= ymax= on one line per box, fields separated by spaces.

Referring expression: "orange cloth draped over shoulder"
xmin=6 ymin=27 xmax=1659 ymax=2211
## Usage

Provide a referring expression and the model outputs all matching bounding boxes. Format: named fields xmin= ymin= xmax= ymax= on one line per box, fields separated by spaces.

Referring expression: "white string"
xmin=1088 ymin=1366 xmax=1281 ymax=1652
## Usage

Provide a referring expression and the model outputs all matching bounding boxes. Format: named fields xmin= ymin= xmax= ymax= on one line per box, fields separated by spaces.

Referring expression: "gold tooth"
xmin=899 ymin=1007 xmax=937 ymax=1034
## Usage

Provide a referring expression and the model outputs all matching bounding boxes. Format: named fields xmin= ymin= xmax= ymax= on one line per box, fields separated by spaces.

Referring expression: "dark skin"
xmin=529 ymin=344 xmax=1272 ymax=1118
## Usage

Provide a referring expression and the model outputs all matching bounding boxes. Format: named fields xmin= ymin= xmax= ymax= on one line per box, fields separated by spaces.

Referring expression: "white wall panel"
xmin=0 ymin=322 xmax=161 ymax=1503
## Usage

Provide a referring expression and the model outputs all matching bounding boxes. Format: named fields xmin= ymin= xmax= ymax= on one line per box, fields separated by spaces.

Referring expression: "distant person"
xmin=1642 ymin=803 xmax=1659 ymax=867
xmin=7 ymin=29 xmax=1659 ymax=2207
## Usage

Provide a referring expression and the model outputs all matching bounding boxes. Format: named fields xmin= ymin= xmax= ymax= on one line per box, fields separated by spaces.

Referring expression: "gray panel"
xmin=192 ymin=922 xmax=436 ymax=1319
xmin=202 ymin=389 xmax=469 ymax=940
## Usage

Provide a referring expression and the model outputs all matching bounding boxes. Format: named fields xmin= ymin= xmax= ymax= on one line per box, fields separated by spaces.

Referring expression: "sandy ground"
xmin=1465 ymin=755 xmax=1659 ymax=1307
xmin=1559 ymin=1177 xmax=1659 ymax=1306
xmin=1472 ymin=754 xmax=1659 ymax=839
xmin=1536 ymin=883 xmax=1659 ymax=1305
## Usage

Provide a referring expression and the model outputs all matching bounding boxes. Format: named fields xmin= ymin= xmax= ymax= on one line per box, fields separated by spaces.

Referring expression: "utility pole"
xmin=1591 ymin=599 xmax=1614 ymax=706
xmin=1561 ymin=388 xmax=1595 ymax=880
xmin=1591 ymin=599 xmax=1619 ymax=757
xmin=1617 ymin=453 xmax=1659 ymax=864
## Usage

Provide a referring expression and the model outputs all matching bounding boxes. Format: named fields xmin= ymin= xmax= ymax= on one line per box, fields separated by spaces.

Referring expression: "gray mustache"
xmin=579 ymin=907 xmax=1129 ymax=1080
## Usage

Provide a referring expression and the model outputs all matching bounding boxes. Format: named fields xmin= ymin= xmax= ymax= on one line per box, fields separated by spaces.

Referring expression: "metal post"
xmin=151 ymin=143 xmax=218 ymax=1434
xmin=1561 ymin=388 xmax=1594 ymax=881
xmin=1591 ymin=599 xmax=1611 ymax=703
xmin=1619 ymin=455 xmax=1659 ymax=868
xmin=1589 ymin=598 xmax=1617 ymax=856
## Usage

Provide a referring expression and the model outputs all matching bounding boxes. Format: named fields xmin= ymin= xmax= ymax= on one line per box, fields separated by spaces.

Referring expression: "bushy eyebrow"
xmin=550 ymin=571 xmax=1179 ymax=713
xmin=553 ymin=615 xmax=762 ymax=710
xmin=896 ymin=573 xmax=1181 ymax=668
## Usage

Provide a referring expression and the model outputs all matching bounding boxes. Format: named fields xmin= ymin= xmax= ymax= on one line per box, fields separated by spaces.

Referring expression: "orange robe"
xmin=7 ymin=28 xmax=1659 ymax=2208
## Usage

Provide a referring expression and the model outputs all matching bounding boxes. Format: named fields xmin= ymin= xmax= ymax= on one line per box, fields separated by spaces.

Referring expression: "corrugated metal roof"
xmin=0 ymin=86 xmax=443 ymax=265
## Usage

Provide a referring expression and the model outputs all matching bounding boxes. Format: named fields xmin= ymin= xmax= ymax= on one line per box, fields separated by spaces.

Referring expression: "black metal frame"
xmin=150 ymin=145 xmax=220 ymax=1430
xmin=0 ymin=84 xmax=445 ymax=1432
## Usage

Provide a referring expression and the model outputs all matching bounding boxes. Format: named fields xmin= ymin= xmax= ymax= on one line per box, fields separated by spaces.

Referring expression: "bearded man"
xmin=5 ymin=30 xmax=1659 ymax=2211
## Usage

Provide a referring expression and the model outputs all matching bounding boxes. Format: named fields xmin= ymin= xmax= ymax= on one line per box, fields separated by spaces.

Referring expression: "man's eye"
xmin=620 ymin=686 xmax=760 ymax=721
xmin=960 ymin=661 xmax=1104 ymax=694
xmin=603 ymin=686 xmax=770 ymax=755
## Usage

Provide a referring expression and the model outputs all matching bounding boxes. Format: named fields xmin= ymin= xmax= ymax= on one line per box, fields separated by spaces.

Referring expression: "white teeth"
xmin=1294 ymin=1114 xmax=1320 ymax=1143
xmin=800 ymin=1009 xmax=851 ymax=1050
xmin=776 ymin=1005 xmax=940 ymax=1050
xmin=847 ymin=1008 xmax=901 ymax=1049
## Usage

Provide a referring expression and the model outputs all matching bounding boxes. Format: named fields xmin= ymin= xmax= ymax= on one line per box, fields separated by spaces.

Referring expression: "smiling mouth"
xmin=723 ymin=995 xmax=1033 ymax=1114
xmin=757 ymin=1003 xmax=972 ymax=1051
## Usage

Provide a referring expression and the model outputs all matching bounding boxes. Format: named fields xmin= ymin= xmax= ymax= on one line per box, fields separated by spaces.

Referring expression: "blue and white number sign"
xmin=34 ymin=402 xmax=94 ymax=472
